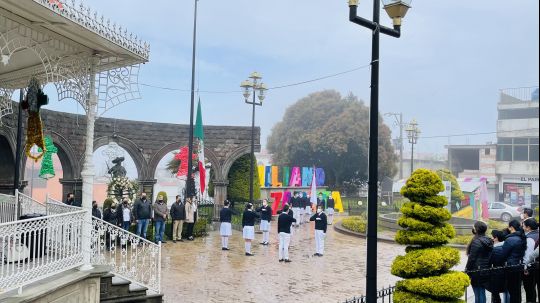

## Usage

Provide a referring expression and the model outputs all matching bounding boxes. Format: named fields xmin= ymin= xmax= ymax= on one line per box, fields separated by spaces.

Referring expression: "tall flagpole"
xmin=186 ymin=0 xmax=198 ymax=199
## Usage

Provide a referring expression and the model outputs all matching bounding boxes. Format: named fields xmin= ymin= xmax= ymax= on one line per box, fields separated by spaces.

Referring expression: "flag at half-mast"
xmin=194 ymin=99 xmax=206 ymax=194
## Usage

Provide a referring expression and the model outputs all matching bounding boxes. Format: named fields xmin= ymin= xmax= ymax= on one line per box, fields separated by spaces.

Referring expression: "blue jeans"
xmin=136 ymin=219 xmax=150 ymax=239
xmin=155 ymin=220 xmax=165 ymax=243
xmin=472 ymin=286 xmax=486 ymax=303
xmin=122 ymin=221 xmax=130 ymax=231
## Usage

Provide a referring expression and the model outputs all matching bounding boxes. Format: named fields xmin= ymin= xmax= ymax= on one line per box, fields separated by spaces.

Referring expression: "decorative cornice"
xmin=33 ymin=0 xmax=150 ymax=61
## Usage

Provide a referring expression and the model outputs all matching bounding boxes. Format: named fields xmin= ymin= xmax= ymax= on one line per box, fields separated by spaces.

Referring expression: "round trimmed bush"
xmin=400 ymin=169 xmax=444 ymax=200
xmin=401 ymin=202 xmax=452 ymax=223
xmin=395 ymin=223 xmax=455 ymax=246
xmin=396 ymin=271 xmax=470 ymax=300
xmin=398 ymin=216 xmax=436 ymax=230
xmin=391 ymin=246 xmax=460 ymax=278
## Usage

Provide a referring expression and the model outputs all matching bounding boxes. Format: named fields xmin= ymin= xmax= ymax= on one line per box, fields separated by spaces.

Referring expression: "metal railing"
xmin=342 ymin=286 xmax=395 ymax=303
xmin=0 ymin=209 xmax=86 ymax=294
xmin=18 ymin=191 xmax=46 ymax=217
xmin=0 ymin=193 xmax=17 ymax=223
xmin=45 ymin=196 xmax=81 ymax=215
xmin=500 ymin=86 xmax=539 ymax=102
xmin=90 ymin=217 xmax=161 ymax=294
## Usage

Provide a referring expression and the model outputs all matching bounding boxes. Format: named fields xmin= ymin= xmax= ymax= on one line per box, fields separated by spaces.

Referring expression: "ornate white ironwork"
xmin=0 ymin=88 xmax=14 ymax=125
xmin=32 ymin=0 xmax=150 ymax=60
xmin=96 ymin=62 xmax=141 ymax=116
xmin=0 ymin=210 xmax=85 ymax=293
xmin=53 ymin=56 xmax=92 ymax=110
xmin=0 ymin=193 xmax=17 ymax=223
xmin=18 ymin=192 xmax=46 ymax=217
xmin=46 ymin=197 xmax=81 ymax=215
xmin=91 ymin=217 xmax=161 ymax=294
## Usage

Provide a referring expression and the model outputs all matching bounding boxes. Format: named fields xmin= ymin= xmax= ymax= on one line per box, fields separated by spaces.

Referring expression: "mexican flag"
xmin=195 ymin=99 xmax=206 ymax=194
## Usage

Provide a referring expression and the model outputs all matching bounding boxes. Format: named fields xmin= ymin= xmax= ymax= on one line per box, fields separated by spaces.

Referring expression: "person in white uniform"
xmin=310 ymin=206 xmax=328 ymax=256
xmin=219 ymin=200 xmax=233 ymax=250
xmin=277 ymin=205 xmax=296 ymax=262
xmin=242 ymin=203 xmax=259 ymax=256
xmin=256 ymin=199 xmax=273 ymax=245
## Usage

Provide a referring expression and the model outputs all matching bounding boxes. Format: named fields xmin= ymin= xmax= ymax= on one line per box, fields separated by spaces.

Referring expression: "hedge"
xmin=341 ymin=216 xmax=367 ymax=234
xmin=401 ymin=202 xmax=452 ymax=224
xmin=393 ymin=290 xmax=465 ymax=303
xmin=227 ymin=154 xmax=261 ymax=202
xmin=395 ymin=224 xmax=456 ymax=246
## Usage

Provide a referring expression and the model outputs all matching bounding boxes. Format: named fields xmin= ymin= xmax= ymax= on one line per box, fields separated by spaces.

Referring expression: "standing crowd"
xmin=466 ymin=207 xmax=539 ymax=303
xmin=219 ymin=192 xmax=336 ymax=262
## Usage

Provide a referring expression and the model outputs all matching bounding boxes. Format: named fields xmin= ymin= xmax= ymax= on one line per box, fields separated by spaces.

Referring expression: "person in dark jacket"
xmin=170 ymin=195 xmax=186 ymax=243
xmin=256 ymin=199 xmax=273 ymax=245
xmin=290 ymin=192 xmax=301 ymax=226
xmin=133 ymin=193 xmax=152 ymax=239
xmin=466 ymin=221 xmax=493 ymax=303
xmin=310 ymin=205 xmax=328 ymax=257
xmin=65 ymin=193 xmax=74 ymax=206
xmin=326 ymin=194 xmax=335 ymax=225
xmin=242 ymin=203 xmax=259 ymax=256
xmin=522 ymin=218 xmax=539 ymax=303
xmin=489 ymin=229 xmax=510 ymax=303
xmin=317 ymin=192 xmax=325 ymax=209
xmin=219 ymin=200 xmax=233 ymax=250
xmin=500 ymin=220 xmax=527 ymax=303
xmin=103 ymin=203 xmax=118 ymax=250
xmin=91 ymin=200 xmax=101 ymax=219
xmin=277 ymin=204 xmax=296 ymax=262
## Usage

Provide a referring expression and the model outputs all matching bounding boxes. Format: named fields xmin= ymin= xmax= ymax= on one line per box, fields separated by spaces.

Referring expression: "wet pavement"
xmin=159 ymin=217 xmax=468 ymax=303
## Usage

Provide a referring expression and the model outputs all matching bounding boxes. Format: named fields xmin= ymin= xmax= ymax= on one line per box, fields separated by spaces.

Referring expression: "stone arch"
xmin=221 ymin=145 xmax=252 ymax=180
xmin=148 ymin=142 xmax=222 ymax=181
xmin=93 ymin=135 xmax=147 ymax=180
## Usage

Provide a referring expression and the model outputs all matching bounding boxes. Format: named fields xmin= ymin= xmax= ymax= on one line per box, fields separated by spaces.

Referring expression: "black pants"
xmin=523 ymin=269 xmax=537 ymax=303
xmin=186 ymin=222 xmax=194 ymax=238
xmin=507 ymin=271 xmax=522 ymax=303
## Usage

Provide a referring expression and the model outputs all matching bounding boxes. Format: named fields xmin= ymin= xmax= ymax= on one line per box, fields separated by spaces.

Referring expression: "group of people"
xmin=466 ymin=207 xmax=539 ymax=303
xmin=290 ymin=192 xmax=335 ymax=226
xmin=89 ymin=192 xmax=200 ymax=244
xmin=219 ymin=195 xmax=333 ymax=262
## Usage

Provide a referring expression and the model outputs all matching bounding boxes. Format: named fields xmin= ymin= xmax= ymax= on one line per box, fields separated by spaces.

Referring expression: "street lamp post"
xmin=240 ymin=72 xmax=267 ymax=204
xmin=348 ymin=0 xmax=412 ymax=301
xmin=406 ymin=119 xmax=420 ymax=175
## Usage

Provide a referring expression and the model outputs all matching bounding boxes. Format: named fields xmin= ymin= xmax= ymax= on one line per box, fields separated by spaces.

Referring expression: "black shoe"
xmin=279 ymin=259 xmax=284 ymax=262
xmin=284 ymin=259 xmax=292 ymax=263
xmin=173 ymin=240 xmax=177 ymax=243
xmin=222 ymin=247 xmax=228 ymax=251
xmin=313 ymin=253 xmax=319 ymax=257
xmin=161 ymin=241 xmax=167 ymax=244
xmin=245 ymin=252 xmax=254 ymax=256
xmin=260 ymin=242 xmax=266 ymax=245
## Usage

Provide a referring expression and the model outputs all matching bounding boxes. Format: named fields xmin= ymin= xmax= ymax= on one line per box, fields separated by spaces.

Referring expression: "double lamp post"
xmin=348 ymin=0 xmax=412 ymax=301
xmin=240 ymin=72 xmax=267 ymax=204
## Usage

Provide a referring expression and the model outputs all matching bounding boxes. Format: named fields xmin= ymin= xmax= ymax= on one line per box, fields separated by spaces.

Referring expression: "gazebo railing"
xmin=18 ymin=191 xmax=46 ymax=217
xmin=90 ymin=217 xmax=161 ymax=294
xmin=45 ymin=196 xmax=81 ymax=215
xmin=0 ymin=209 xmax=86 ymax=294
xmin=0 ymin=193 xmax=17 ymax=223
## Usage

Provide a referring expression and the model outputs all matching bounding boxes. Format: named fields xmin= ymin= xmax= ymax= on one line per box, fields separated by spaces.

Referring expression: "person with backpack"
xmin=466 ymin=221 xmax=493 ymax=303
xmin=522 ymin=218 xmax=539 ymax=303
xmin=500 ymin=220 xmax=527 ymax=303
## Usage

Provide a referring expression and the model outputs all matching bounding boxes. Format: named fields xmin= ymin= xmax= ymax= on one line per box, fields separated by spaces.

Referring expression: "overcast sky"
xmin=43 ymin=0 xmax=539 ymax=156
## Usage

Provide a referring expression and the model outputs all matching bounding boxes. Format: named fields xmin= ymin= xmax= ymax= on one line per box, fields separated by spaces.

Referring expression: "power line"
xmin=419 ymin=128 xmax=539 ymax=139
xmin=138 ymin=63 xmax=372 ymax=94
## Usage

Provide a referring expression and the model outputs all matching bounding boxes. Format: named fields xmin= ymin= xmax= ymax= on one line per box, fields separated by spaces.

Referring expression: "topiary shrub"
xmin=393 ymin=169 xmax=469 ymax=303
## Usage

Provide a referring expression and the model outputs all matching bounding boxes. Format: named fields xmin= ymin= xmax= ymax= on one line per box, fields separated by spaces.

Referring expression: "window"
xmin=492 ymin=203 xmax=505 ymax=209
xmin=496 ymin=137 xmax=539 ymax=161
xmin=530 ymin=145 xmax=539 ymax=162
xmin=485 ymin=148 xmax=490 ymax=155
xmin=498 ymin=108 xmax=539 ymax=120
xmin=497 ymin=145 xmax=512 ymax=161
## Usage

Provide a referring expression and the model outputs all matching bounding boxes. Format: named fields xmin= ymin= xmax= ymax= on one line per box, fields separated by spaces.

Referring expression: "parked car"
xmin=488 ymin=202 xmax=522 ymax=222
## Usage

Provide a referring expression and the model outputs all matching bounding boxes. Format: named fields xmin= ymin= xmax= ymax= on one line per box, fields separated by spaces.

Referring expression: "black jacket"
xmin=242 ymin=210 xmax=259 ymax=227
xmin=278 ymin=212 xmax=296 ymax=234
xmin=466 ymin=235 xmax=493 ymax=287
xmin=291 ymin=197 xmax=301 ymax=208
xmin=92 ymin=207 xmax=102 ymax=219
xmin=302 ymin=197 xmax=310 ymax=208
xmin=488 ymin=244 xmax=507 ymax=293
xmin=327 ymin=197 xmax=335 ymax=208
xmin=103 ymin=208 xmax=118 ymax=225
xmin=133 ymin=198 xmax=152 ymax=220
xmin=316 ymin=198 xmax=325 ymax=208
xmin=220 ymin=207 xmax=233 ymax=223
xmin=310 ymin=212 xmax=328 ymax=233
xmin=256 ymin=205 xmax=272 ymax=221
xmin=170 ymin=202 xmax=186 ymax=220
xmin=501 ymin=231 xmax=527 ymax=267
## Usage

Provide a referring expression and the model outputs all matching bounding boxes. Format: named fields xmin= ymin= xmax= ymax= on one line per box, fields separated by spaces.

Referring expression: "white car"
xmin=488 ymin=202 xmax=522 ymax=222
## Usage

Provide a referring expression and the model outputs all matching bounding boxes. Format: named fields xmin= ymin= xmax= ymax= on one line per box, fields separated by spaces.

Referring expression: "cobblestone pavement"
xmin=160 ymin=218 xmax=468 ymax=303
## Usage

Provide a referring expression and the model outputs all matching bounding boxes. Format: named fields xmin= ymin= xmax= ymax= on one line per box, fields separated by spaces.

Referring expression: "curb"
xmin=333 ymin=220 xmax=467 ymax=250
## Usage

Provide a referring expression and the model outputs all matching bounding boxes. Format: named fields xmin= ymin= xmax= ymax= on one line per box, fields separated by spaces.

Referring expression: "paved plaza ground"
xmin=159 ymin=216 xmax=468 ymax=303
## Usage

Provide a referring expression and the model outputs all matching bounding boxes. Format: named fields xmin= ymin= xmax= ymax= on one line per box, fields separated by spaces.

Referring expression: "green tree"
xmin=391 ymin=169 xmax=469 ymax=303
xmin=267 ymin=90 xmax=397 ymax=186
xmin=436 ymin=169 xmax=465 ymax=211
xmin=227 ymin=154 xmax=260 ymax=202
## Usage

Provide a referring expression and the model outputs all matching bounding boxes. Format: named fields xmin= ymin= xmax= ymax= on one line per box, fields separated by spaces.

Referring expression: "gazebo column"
xmin=80 ymin=62 xmax=97 ymax=271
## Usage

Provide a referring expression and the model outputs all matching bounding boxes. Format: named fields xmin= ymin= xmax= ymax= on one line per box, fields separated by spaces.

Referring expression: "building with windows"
xmin=447 ymin=87 xmax=539 ymax=207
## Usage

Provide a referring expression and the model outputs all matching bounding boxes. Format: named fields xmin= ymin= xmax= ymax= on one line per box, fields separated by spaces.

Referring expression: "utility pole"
xmin=385 ymin=112 xmax=404 ymax=179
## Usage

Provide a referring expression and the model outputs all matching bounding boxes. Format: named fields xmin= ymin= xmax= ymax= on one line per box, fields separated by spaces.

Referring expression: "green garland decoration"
xmin=38 ymin=136 xmax=57 ymax=180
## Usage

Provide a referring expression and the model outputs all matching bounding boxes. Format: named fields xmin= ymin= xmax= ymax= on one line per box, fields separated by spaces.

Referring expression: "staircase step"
xmin=144 ymin=293 xmax=165 ymax=303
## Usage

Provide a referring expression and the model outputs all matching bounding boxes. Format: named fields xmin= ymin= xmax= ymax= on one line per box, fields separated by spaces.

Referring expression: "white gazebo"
xmin=0 ymin=0 xmax=159 ymax=298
